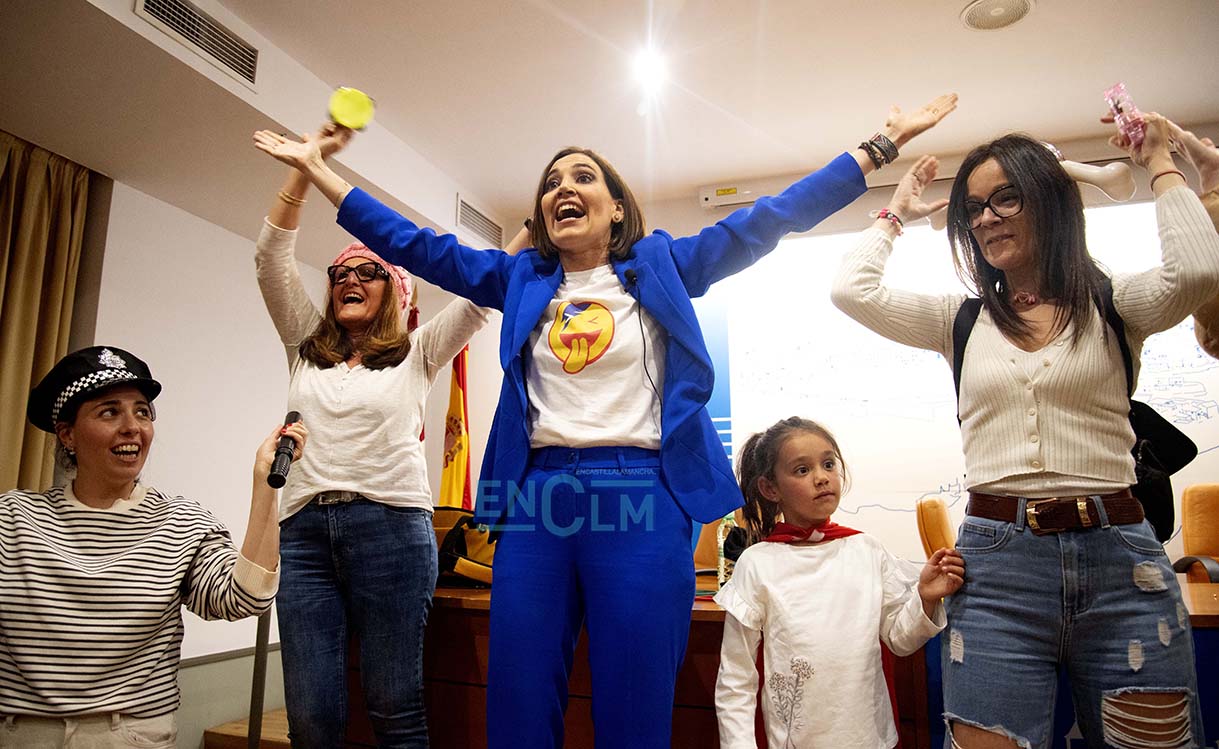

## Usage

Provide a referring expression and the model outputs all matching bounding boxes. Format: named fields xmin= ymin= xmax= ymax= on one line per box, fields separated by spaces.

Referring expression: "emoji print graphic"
xmin=548 ymin=301 xmax=614 ymax=374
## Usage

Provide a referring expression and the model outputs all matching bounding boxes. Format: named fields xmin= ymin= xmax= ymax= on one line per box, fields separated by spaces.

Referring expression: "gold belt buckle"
xmin=1025 ymin=498 xmax=1054 ymax=532
xmin=1077 ymin=497 xmax=1093 ymax=527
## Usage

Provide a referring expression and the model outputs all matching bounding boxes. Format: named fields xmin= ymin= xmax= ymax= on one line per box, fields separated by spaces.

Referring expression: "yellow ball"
xmin=328 ymin=87 xmax=375 ymax=130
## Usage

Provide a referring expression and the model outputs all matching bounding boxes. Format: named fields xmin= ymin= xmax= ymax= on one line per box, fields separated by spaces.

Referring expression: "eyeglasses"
xmin=326 ymin=261 xmax=389 ymax=285
xmin=964 ymin=185 xmax=1023 ymax=229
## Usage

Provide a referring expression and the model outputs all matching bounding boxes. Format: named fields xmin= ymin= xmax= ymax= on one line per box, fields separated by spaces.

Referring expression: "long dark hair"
xmin=529 ymin=147 xmax=646 ymax=261
xmin=298 ymin=276 xmax=412 ymax=370
xmin=736 ymin=417 xmax=850 ymax=546
xmin=947 ymin=133 xmax=1107 ymax=344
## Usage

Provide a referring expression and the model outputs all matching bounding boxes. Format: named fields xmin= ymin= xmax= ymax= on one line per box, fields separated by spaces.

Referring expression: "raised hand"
xmin=918 ymin=547 xmax=965 ymax=605
xmin=315 ymin=122 xmax=355 ymax=159
xmin=1165 ymin=118 xmax=1219 ymax=193
xmin=253 ymin=130 xmax=321 ymax=171
xmin=885 ymin=155 xmax=949 ymax=223
xmin=1107 ymin=111 xmax=1173 ymax=169
xmin=885 ymin=93 xmax=958 ymax=147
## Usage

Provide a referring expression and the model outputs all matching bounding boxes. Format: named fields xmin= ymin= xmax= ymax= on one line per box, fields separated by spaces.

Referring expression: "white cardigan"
xmin=830 ymin=186 xmax=1219 ymax=496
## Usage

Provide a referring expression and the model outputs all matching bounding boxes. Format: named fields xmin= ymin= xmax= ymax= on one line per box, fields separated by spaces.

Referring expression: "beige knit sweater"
xmin=831 ymin=186 xmax=1219 ymax=496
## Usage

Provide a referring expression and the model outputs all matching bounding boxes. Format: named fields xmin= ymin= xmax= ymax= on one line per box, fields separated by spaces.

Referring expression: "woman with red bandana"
xmin=254 ymin=124 xmax=528 ymax=748
xmin=252 ymin=95 xmax=955 ymax=749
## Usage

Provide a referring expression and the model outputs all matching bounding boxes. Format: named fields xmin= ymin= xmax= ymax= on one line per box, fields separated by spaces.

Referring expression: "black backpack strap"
xmin=1095 ymin=277 xmax=1135 ymax=397
xmin=951 ymin=298 xmax=984 ymax=403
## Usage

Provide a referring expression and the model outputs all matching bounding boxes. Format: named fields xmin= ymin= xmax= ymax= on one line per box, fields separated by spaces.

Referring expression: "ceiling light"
xmin=960 ymin=0 xmax=1034 ymax=31
xmin=633 ymin=47 xmax=668 ymax=96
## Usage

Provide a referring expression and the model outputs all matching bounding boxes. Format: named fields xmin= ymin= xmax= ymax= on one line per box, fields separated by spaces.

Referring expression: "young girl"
xmin=715 ymin=417 xmax=964 ymax=748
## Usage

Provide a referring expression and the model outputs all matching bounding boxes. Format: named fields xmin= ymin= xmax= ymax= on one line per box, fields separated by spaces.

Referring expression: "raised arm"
xmin=253 ymin=128 xmax=515 ymax=309
xmin=1105 ymin=114 xmax=1219 ymax=336
xmin=414 ymin=223 xmax=532 ymax=376
xmin=256 ymin=124 xmax=355 ymax=347
xmin=671 ymin=95 xmax=958 ymax=297
xmin=830 ymin=156 xmax=963 ymax=355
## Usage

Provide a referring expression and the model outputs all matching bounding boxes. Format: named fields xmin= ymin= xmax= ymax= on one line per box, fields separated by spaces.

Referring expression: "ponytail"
xmin=735 ymin=416 xmax=850 ymax=548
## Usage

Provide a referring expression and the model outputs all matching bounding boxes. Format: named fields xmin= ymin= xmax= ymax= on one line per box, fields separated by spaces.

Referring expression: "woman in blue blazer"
xmin=254 ymin=94 xmax=954 ymax=748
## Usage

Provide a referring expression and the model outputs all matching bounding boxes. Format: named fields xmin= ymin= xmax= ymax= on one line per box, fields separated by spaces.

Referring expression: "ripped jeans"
xmin=942 ymin=503 xmax=1202 ymax=749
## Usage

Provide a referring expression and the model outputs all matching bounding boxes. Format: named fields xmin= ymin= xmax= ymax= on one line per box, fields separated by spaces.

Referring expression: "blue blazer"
xmin=337 ymin=153 xmax=866 ymax=524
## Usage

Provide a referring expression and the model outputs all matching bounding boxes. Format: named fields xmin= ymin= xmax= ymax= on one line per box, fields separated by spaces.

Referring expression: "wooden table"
xmin=395 ymin=583 xmax=931 ymax=749
xmin=1181 ymin=579 xmax=1219 ymax=627
xmin=207 ymin=580 xmax=1219 ymax=748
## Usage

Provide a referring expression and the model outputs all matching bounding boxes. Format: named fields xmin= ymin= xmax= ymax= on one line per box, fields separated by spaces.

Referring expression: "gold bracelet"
xmin=277 ymin=190 xmax=308 ymax=206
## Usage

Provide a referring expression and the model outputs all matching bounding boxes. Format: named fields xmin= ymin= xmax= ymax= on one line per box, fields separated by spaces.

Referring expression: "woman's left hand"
xmin=918 ymin=547 xmax=965 ymax=602
xmin=1107 ymin=111 xmax=1174 ymax=169
xmin=885 ymin=155 xmax=949 ymax=223
xmin=253 ymin=130 xmax=325 ymax=172
xmin=254 ymin=419 xmax=308 ymax=477
xmin=884 ymin=93 xmax=959 ymax=147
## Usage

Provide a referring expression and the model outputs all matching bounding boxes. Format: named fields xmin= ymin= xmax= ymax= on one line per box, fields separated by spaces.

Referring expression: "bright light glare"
xmin=633 ymin=47 xmax=668 ymax=96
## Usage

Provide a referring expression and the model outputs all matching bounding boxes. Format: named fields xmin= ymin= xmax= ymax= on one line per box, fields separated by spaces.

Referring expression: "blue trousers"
xmin=486 ymin=446 xmax=696 ymax=749
xmin=277 ymin=499 xmax=438 ymax=749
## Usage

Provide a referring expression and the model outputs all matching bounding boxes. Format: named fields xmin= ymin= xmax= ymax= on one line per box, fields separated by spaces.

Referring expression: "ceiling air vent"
xmin=457 ymin=197 xmax=504 ymax=249
xmin=135 ymin=0 xmax=258 ymax=87
xmin=960 ymin=0 xmax=1034 ymax=31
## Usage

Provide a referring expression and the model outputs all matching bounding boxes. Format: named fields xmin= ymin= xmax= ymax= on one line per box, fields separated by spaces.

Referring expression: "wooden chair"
xmin=1172 ymin=484 xmax=1219 ymax=583
xmin=915 ymin=496 xmax=956 ymax=560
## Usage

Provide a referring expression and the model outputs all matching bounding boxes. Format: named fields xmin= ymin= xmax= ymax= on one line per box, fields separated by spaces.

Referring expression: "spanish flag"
xmin=439 ymin=345 xmax=472 ymax=509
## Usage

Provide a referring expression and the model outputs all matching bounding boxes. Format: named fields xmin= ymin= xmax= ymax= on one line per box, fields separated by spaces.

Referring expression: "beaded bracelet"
xmin=874 ymin=208 xmax=904 ymax=234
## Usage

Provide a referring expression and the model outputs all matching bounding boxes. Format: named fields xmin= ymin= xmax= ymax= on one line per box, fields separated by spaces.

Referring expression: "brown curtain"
xmin=0 ymin=130 xmax=90 ymax=491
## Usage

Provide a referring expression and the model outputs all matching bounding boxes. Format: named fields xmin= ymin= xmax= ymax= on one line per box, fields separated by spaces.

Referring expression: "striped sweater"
xmin=831 ymin=185 xmax=1219 ymax=496
xmin=0 ymin=483 xmax=277 ymax=717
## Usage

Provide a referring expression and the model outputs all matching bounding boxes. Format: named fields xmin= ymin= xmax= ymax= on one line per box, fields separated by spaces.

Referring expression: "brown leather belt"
xmin=966 ymin=488 xmax=1143 ymax=535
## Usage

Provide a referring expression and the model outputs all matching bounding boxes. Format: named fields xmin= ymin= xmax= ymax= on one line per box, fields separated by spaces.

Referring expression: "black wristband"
xmin=859 ymin=140 xmax=884 ymax=170
xmin=869 ymin=132 xmax=899 ymax=164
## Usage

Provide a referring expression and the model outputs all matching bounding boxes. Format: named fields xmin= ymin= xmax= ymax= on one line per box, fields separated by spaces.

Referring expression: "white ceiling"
xmin=219 ymin=0 xmax=1219 ymax=215
xmin=2 ymin=0 xmax=1218 ymax=269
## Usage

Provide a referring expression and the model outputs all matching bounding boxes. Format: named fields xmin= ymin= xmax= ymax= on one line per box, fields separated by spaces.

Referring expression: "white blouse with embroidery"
xmin=714 ymin=535 xmax=944 ymax=748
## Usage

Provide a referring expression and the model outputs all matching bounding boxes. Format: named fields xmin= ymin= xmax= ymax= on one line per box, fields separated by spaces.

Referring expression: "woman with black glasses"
xmin=254 ymin=124 xmax=525 ymax=748
xmin=832 ymin=120 xmax=1219 ymax=748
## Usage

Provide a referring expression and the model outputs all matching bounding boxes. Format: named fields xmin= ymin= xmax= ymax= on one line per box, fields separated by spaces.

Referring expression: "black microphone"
xmin=625 ymin=269 xmax=637 ymax=287
xmin=267 ymin=411 xmax=301 ymax=489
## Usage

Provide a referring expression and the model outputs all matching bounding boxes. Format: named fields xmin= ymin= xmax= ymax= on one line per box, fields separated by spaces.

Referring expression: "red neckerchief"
xmin=761 ymin=520 xmax=862 ymax=544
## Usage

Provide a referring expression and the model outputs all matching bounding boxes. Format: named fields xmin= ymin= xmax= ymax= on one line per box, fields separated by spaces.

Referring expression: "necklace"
xmin=1012 ymin=290 xmax=1038 ymax=306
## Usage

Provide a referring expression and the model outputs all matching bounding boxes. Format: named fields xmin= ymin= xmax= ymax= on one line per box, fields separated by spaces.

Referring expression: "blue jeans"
xmin=277 ymin=499 xmax=438 ymax=749
xmin=486 ymin=446 xmax=696 ymax=749
xmin=942 ymin=500 xmax=1202 ymax=749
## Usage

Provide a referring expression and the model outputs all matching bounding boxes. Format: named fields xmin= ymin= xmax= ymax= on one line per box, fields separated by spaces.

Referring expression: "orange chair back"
xmin=916 ymin=496 xmax=956 ymax=560
xmin=1181 ymin=484 xmax=1219 ymax=583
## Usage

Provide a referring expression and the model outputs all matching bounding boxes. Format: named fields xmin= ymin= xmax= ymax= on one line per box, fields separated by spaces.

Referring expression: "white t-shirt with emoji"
xmin=526 ymin=264 xmax=665 ymax=449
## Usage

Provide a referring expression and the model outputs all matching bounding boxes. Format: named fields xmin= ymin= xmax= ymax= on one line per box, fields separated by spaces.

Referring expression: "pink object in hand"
xmin=1104 ymin=82 xmax=1145 ymax=148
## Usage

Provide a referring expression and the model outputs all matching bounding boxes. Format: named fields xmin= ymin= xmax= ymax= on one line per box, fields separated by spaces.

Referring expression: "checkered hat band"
xmin=51 ymin=369 xmax=137 ymax=423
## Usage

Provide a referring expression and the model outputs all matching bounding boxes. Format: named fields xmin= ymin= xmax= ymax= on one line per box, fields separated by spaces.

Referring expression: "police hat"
xmin=27 ymin=346 xmax=162 ymax=433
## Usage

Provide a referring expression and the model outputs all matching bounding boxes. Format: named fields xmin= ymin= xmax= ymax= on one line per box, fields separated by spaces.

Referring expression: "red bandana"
xmin=762 ymin=520 xmax=862 ymax=544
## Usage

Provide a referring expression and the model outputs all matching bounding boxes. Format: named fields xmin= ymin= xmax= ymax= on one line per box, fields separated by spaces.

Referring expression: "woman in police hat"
xmin=0 ymin=345 xmax=306 ymax=747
